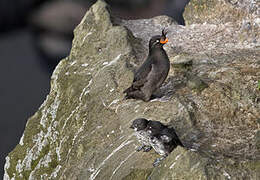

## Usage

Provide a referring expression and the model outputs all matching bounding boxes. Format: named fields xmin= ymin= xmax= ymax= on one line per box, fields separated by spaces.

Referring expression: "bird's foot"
xmin=136 ymin=145 xmax=144 ymax=152
xmin=123 ymin=95 xmax=131 ymax=100
xmin=153 ymin=156 xmax=166 ymax=167
xmin=136 ymin=145 xmax=152 ymax=152
xmin=143 ymin=146 xmax=152 ymax=152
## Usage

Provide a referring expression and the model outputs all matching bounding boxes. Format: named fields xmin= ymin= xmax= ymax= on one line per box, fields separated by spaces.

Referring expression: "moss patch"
xmin=122 ymin=169 xmax=153 ymax=180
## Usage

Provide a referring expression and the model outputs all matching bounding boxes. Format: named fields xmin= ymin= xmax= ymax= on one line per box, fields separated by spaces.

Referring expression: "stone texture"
xmin=183 ymin=0 xmax=260 ymax=25
xmin=183 ymin=0 xmax=260 ymax=48
xmin=4 ymin=0 xmax=260 ymax=179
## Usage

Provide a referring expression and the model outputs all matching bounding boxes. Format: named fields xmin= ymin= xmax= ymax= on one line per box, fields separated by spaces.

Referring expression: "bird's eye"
xmin=156 ymin=40 xmax=159 ymax=43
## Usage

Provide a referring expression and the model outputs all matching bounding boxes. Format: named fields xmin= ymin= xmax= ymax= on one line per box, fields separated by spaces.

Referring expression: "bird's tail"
xmin=177 ymin=137 xmax=184 ymax=147
xmin=123 ymin=86 xmax=134 ymax=100
xmin=123 ymin=86 xmax=133 ymax=94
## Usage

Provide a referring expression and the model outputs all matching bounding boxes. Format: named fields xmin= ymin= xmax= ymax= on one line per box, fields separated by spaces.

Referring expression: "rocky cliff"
xmin=4 ymin=0 xmax=260 ymax=179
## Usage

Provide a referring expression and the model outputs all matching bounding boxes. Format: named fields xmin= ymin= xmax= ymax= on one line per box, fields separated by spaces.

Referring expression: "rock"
xmin=183 ymin=0 xmax=259 ymax=25
xmin=186 ymin=73 xmax=208 ymax=93
xmin=4 ymin=0 xmax=260 ymax=179
xmin=148 ymin=147 xmax=260 ymax=180
xmin=256 ymin=130 xmax=260 ymax=150
xmin=171 ymin=55 xmax=193 ymax=70
xmin=183 ymin=0 xmax=260 ymax=47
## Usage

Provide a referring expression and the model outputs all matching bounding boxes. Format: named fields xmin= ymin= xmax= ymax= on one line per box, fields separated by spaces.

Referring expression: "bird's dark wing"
xmin=143 ymin=53 xmax=167 ymax=89
xmin=132 ymin=58 xmax=153 ymax=89
xmin=147 ymin=120 xmax=167 ymax=136
xmin=168 ymin=128 xmax=184 ymax=147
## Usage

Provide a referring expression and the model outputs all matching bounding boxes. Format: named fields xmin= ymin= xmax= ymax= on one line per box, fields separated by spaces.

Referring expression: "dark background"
xmin=0 ymin=0 xmax=189 ymax=177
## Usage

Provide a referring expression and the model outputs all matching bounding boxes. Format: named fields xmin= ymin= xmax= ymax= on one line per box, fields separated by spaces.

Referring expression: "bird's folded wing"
xmin=146 ymin=63 xmax=161 ymax=84
xmin=132 ymin=78 xmax=147 ymax=88
xmin=132 ymin=60 xmax=153 ymax=88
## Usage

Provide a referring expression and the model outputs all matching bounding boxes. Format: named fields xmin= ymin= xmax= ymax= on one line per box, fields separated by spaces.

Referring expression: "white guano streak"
xmin=90 ymin=137 xmax=133 ymax=180
xmin=102 ymin=54 xmax=121 ymax=69
xmin=109 ymin=151 xmax=136 ymax=180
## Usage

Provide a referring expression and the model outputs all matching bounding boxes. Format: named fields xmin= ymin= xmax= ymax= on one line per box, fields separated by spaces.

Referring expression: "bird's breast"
xmin=135 ymin=131 xmax=151 ymax=145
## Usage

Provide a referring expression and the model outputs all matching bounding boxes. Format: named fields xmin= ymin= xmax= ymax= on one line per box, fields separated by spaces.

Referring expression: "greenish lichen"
xmin=6 ymin=144 xmax=26 ymax=179
xmin=22 ymin=170 xmax=31 ymax=180
xmin=172 ymin=62 xmax=193 ymax=70
xmin=32 ymin=144 xmax=50 ymax=171
xmin=122 ymin=169 xmax=153 ymax=180
xmin=186 ymin=74 xmax=208 ymax=93
xmin=49 ymin=154 xmax=58 ymax=169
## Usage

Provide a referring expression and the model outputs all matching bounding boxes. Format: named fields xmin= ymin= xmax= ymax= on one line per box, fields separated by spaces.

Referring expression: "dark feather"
xmin=123 ymin=29 xmax=170 ymax=101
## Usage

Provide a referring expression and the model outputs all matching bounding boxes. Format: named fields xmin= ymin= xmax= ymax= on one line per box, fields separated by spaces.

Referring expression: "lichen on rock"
xmin=4 ymin=0 xmax=260 ymax=179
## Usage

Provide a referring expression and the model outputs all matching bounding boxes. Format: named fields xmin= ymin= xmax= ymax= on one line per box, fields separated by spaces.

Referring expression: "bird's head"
xmin=149 ymin=29 xmax=168 ymax=50
xmin=130 ymin=118 xmax=149 ymax=131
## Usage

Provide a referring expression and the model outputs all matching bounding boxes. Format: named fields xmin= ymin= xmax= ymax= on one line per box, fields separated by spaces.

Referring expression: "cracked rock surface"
xmin=4 ymin=0 xmax=260 ymax=179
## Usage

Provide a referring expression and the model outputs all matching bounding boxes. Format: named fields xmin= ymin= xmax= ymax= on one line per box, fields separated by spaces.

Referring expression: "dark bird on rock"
xmin=124 ymin=29 xmax=170 ymax=102
xmin=130 ymin=118 xmax=184 ymax=166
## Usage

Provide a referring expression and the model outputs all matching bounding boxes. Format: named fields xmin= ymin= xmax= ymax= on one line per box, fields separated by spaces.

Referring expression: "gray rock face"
xmin=184 ymin=0 xmax=260 ymax=24
xmin=4 ymin=0 xmax=260 ymax=179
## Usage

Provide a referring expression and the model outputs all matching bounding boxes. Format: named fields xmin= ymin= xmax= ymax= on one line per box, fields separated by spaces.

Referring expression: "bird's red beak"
xmin=160 ymin=38 xmax=168 ymax=44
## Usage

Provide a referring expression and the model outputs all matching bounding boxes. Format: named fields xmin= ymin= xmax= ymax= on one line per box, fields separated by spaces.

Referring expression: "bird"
xmin=130 ymin=118 xmax=184 ymax=166
xmin=149 ymin=126 xmax=184 ymax=166
xmin=123 ymin=29 xmax=170 ymax=102
xmin=130 ymin=118 xmax=153 ymax=152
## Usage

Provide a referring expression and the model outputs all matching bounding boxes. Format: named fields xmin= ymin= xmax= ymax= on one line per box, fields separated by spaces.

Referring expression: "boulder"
xmin=4 ymin=0 xmax=260 ymax=179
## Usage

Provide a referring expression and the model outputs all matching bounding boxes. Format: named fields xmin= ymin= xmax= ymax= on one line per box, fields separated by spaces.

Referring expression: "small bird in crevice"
xmin=123 ymin=29 xmax=170 ymax=102
xmin=130 ymin=118 xmax=153 ymax=152
xmin=130 ymin=118 xmax=184 ymax=166
xmin=148 ymin=125 xmax=184 ymax=166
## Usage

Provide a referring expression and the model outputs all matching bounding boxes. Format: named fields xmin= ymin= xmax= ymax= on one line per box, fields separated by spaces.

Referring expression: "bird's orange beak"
xmin=160 ymin=38 xmax=168 ymax=44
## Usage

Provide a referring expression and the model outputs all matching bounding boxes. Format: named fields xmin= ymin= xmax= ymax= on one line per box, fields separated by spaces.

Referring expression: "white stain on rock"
xmin=5 ymin=65 xmax=64 ymax=179
xmin=169 ymin=162 xmax=176 ymax=169
xmin=49 ymin=165 xmax=62 ymax=179
xmin=110 ymin=88 xmax=114 ymax=92
xmin=223 ymin=170 xmax=231 ymax=179
xmin=70 ymin=61 xmax=76 ymax=66
xmin=102 ymin=54 xmax=121 ymax=69
xmin=28 ymin=151 xmax=52 ymax=180
xmin=82 ymin=63 xmax=89 ymax=67
xmin=82 ymin=32 xmax=93 ymax=44
xmin=19 ymin=134 xmax=24 ymax=146
xmin=90 ymin=136 xmax=133 ymax=180
xmin=3 ymin=156 xmax=13 ymax=180
xmin=110 ymin=151 xmax=136 ymax=180
xmin=108 ymin=99 xmax=120 ymax=107
xmin=169 ymin=153 xmax=182 ymax=169
xmin=40 ymin=71 xmax=61 ymax=128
